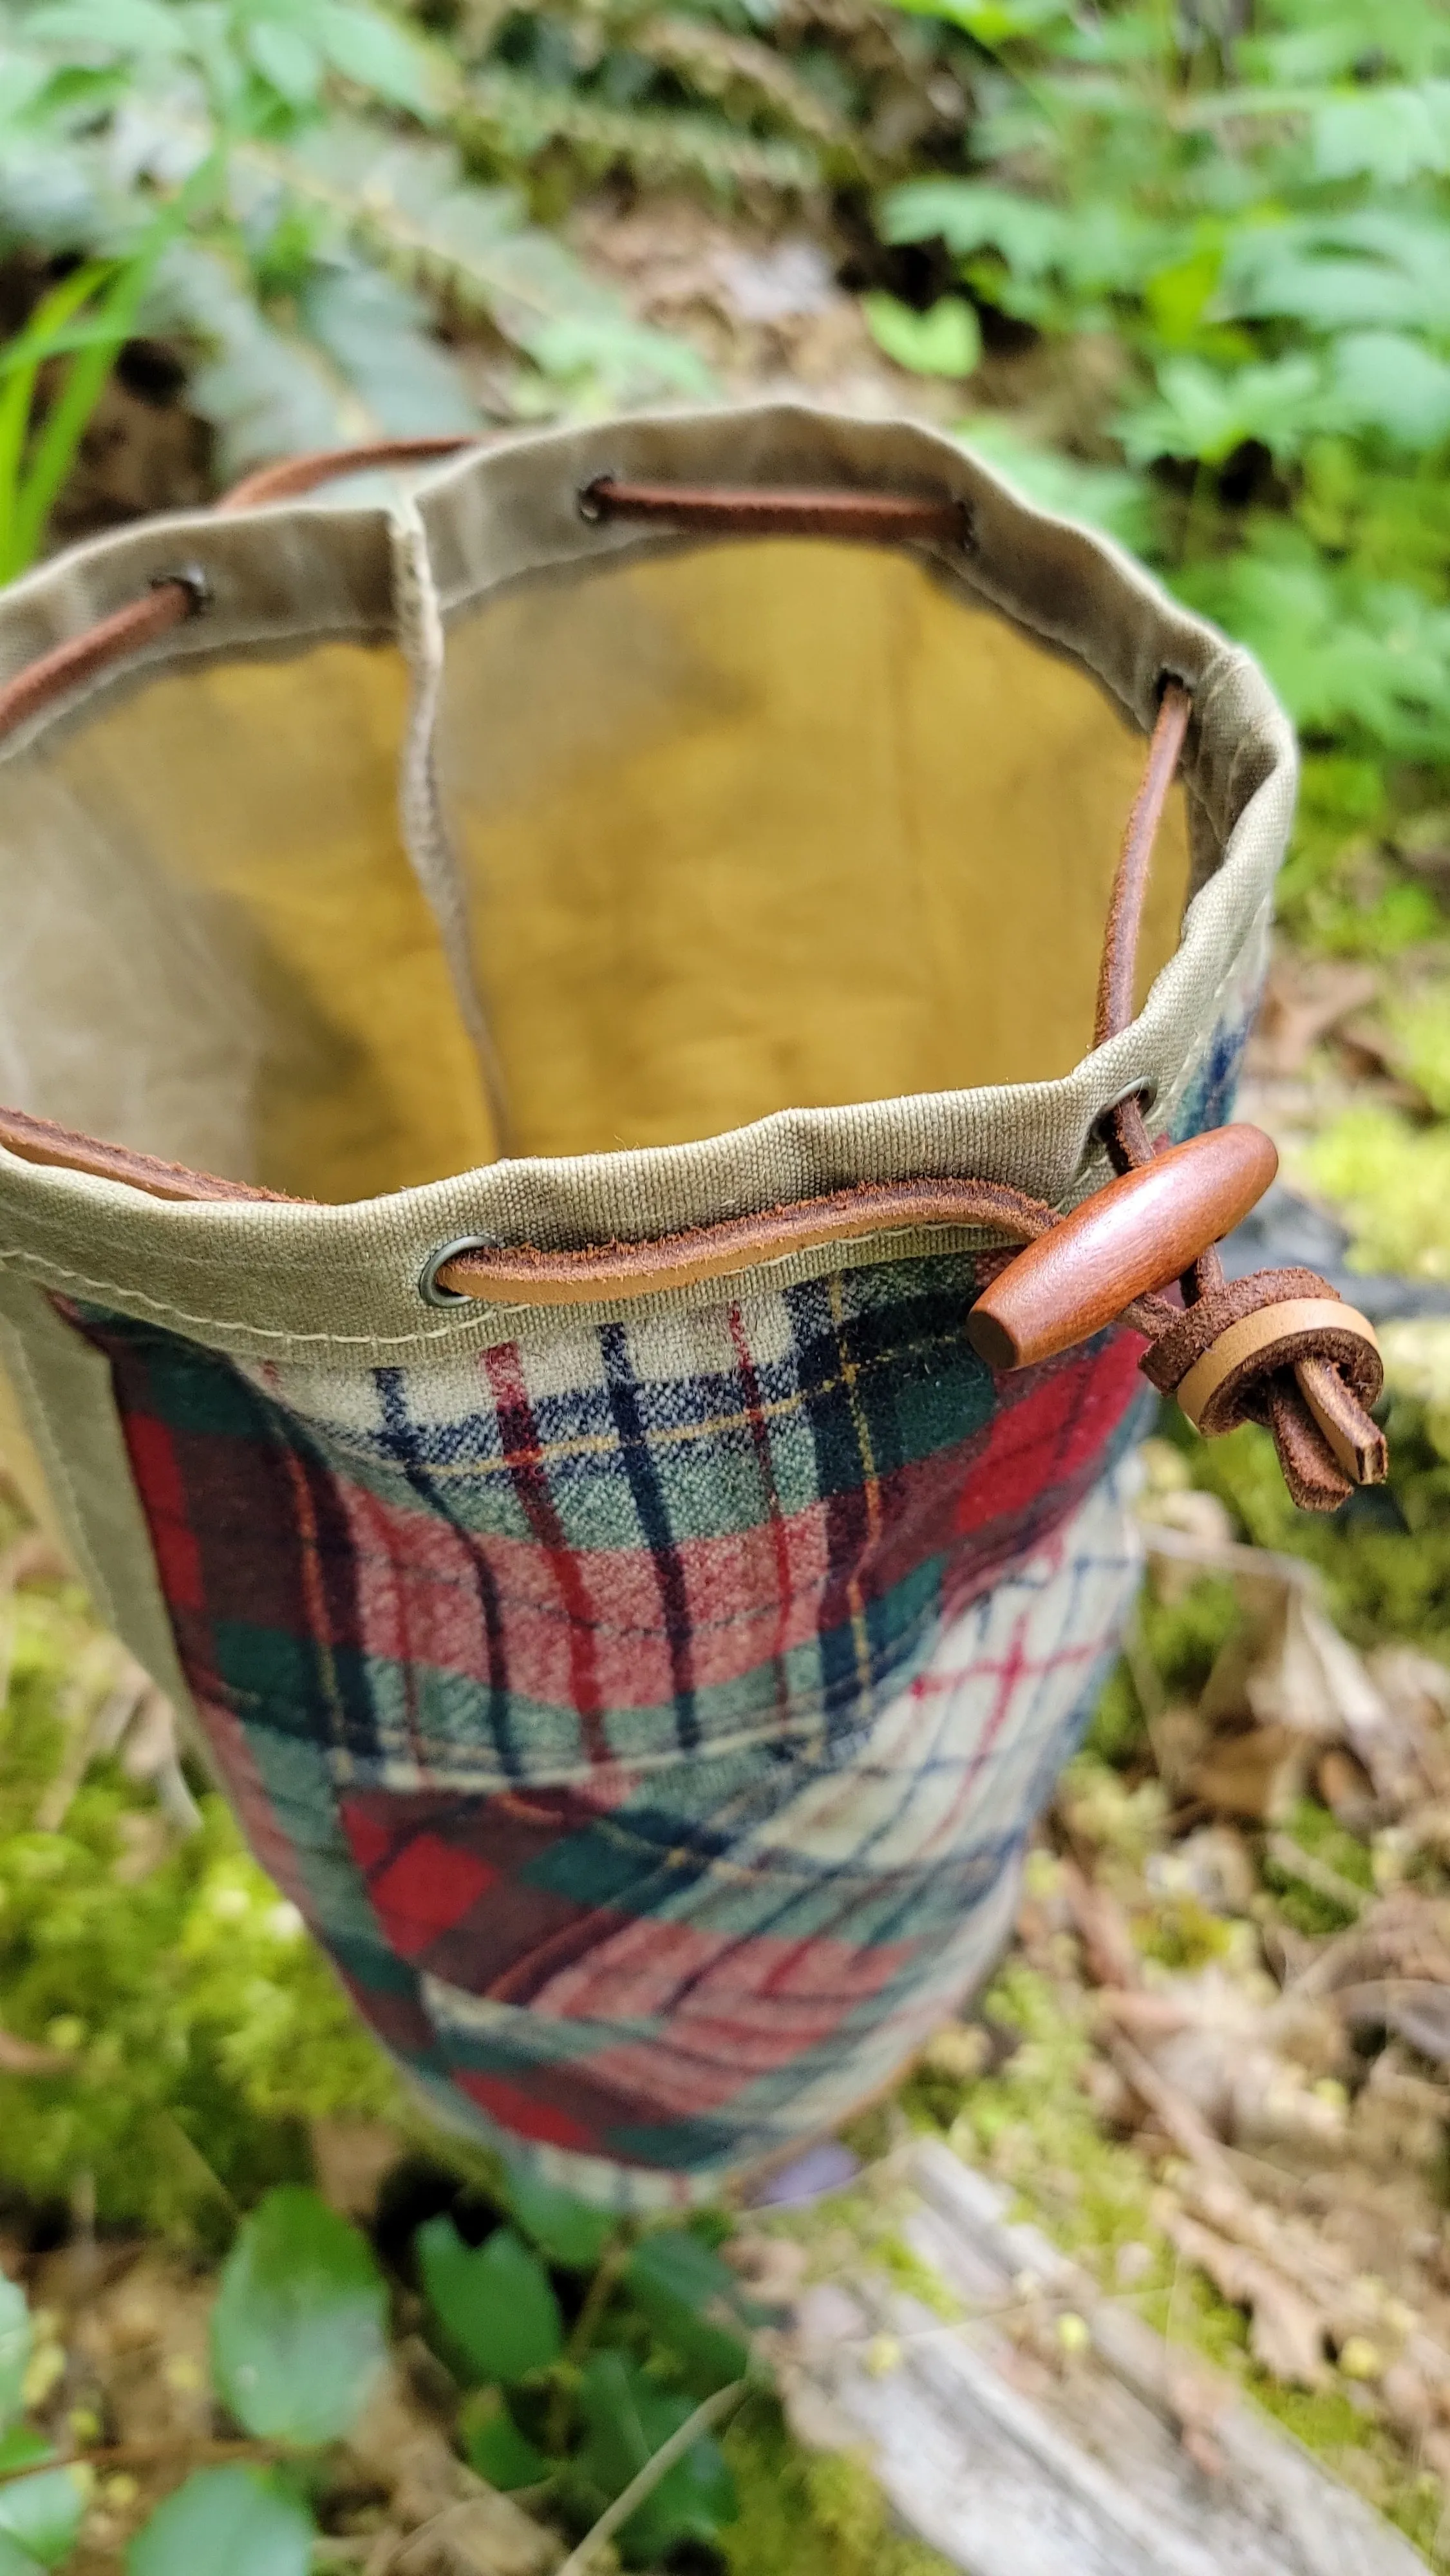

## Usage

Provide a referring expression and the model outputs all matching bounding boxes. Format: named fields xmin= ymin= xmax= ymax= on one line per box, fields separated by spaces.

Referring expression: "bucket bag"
xmin=0 ymin=406 xmax=1383 ymax=2204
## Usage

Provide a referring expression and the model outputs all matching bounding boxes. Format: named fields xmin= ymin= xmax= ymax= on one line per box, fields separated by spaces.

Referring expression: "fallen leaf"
xmin=1190 ymin=1725 xmax=1312 ymax=1824
xmin=0 ymin=2028 xmax=69 ymax=2076
xmin=1336 ymin=1980 xmax=1450 ymax=2065
xmin=1164 ymin=2210 xmax=1330 ymax=2386
xmin=1315 ymin=1746 xmax=1380 ymax=1832
xmin=310 ymin=2120 xmax=406 ymax=2222
xmin=1245 ymin=953 xmax=1380 ymax=1079
xmin=390 ymin=2490 xmax=561 ymax=2576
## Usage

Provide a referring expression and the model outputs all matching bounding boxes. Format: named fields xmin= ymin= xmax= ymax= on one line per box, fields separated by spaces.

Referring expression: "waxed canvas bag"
xmin=0 ymin=406 xmax=1384 ymax=2207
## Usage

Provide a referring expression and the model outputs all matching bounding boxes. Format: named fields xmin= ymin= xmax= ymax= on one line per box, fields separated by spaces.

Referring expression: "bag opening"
xmin=0 ymin=530 xmax=1189 ymax=1201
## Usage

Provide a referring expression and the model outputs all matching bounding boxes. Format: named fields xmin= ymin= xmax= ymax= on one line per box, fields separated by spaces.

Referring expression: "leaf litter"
xmin=882 ymin=1417 xmax=1450 ymax=2566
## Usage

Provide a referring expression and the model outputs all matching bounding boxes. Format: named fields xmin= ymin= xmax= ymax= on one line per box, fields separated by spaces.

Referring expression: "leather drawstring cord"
xmin=0 ymin=442 xmax=1386 ymax=1509
xmin=1081 ymin=683 xmax=1386 ymax=1507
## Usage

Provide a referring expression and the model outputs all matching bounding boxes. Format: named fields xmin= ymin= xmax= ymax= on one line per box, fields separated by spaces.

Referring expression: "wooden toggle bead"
xmin=966 ymin=1124 xmax=1279 ymax=1372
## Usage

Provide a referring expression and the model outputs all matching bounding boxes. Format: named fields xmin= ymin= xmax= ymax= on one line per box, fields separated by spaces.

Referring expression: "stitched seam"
xmin=0 ymin=1226 xmax=1016 ymax=1350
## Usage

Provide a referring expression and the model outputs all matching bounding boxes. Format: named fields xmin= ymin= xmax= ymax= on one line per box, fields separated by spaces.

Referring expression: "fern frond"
xmin=156 ymin=245 xmax=479 ymax=480
xmin=249 ymin=118 xmax=714 ymax=397
xmin=462 ymin=65 xmax=822 ymax=193
xmin=155 ymin=242 xmax=368 ymax=471
xmin=771 ymin=0 xmax=938 ymax=86
xmin=630 ymin=15 xmax=858 ymax=153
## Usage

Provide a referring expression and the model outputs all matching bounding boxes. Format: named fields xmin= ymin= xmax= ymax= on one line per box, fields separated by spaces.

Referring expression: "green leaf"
xmin=624 ymin=2233 xmax=756 ymax=2392
xmin=463 ymin=66 xmax=819 ymax=196
xmin=212 ymin=2186 xmax=388 ymax=2447
xmin=1118 ymin=354 xmax=1324 ymax=469
xmin=505 ymin=2171 xmax=617 ymax=2271
xmin=0 ymin=2435 xmax=52 ymax=2480
xmin=296 ymin=261 xmax=478 ymax=433
xmin=863 ymin=292 xmax=980 ymax=379
xmin=1174 ymin=539 xmax=1450 ymax=761
xmin=879 ymin=179 xmax=1069 ymax=277
xmin=0 ymin=2278 xmax=30 ymax=2434
xmin=315 ymin=3 xmax=446 ymax=119
xmin=256 ymin=120 xmax=712 ymax=402
xmin=1323 ymin=332 xmax=1450 ymax=454
xmin=1311 ymin=80 xmax=1450 ymax=184
xmin=887 ymin=0 xmax=1073 ymax=41
xmin=576 ymin=2352 xmax=736 ymax=2565
xmin=1221 ymin=211 xmax=1450 ymax=336
xmin=127 ymin=2467 xmax=313 ymax=2576
xmin=245 ymin=20 xmax=322 ymax=108
xmin=460 ymin=2394 xmax=552 ymax=2491
xmin=158 ymin=243 xmax=364 ymax=472
xmin=23 ymin=0 xmax=187 ymax=57
xmin=415 ymin=2220 xmax=563 ymax=2385
xmin=0 ymin=2536 xmax=42 ymax=2576
xmin=0 ymin=2468 xmax=86 ymax=2570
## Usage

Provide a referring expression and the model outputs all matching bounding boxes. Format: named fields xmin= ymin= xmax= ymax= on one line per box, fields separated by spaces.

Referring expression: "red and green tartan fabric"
xmin=71 ymin=1248 xmax=1149 ymax=2207
xmin=59 ymin=1025 xmax=1253 ymax=2206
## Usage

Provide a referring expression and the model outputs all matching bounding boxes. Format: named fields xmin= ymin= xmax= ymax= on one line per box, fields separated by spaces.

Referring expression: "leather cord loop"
xmin=576 ymin=475 xmax=972 ymax=547
xmin=0 ymin=437 xmax=1392 ymax=1508
xmin=218 ymin=435 xmax=480 ymax=515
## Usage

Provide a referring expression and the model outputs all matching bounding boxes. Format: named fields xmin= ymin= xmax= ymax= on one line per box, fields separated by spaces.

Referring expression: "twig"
xmin=154 ymin=2110 xmax=240 ymax=2217
xmin=0 ymin=2436 xmax=281 ymax=2486
xmin=548 ymin=2237 xmax=628 ymax=2450
xmin=34 ymin=1652 xmax=146 ymax=1833
xmin=1264 ymin=1833 xmax=1368 ymax=1919
xmin=0 ymin=2026 xmax=69 ymax=2075
xmin=1104 ymin=2031 xmax=1238 ymax=2186
xmin=1141 ymin=1525 xmax=1319 ymax=1591
xmin=555 ymin=2380 xmax=750 ymax=2576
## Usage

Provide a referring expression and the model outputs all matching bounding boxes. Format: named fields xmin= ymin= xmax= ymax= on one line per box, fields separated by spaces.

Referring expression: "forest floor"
xmin=3 ymin=187 xmax=1450 ymax=2573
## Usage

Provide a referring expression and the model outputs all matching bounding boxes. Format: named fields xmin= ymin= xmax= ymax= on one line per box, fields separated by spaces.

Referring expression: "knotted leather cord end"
xmin=1100 ymin=1095 xmax=1386 ymax=1509
xmin=1133 ymin=1259 xmax=1386 ymax=1511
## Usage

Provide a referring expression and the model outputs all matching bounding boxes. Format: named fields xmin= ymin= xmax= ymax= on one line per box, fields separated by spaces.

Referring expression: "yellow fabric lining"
xmin=37 ymin=645 xmax=498 ymax=1198
xmin=439 ymin=542 xmax=1191 ymax=1159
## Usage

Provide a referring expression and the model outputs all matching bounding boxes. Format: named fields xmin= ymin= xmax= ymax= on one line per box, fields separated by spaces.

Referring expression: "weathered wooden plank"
xmin=791 ymin=2139 xmax=1424 ymax=2576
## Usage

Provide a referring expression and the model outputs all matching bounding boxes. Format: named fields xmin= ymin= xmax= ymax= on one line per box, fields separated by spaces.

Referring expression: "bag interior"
xmin=0 ymin=536 xmax=1191 ymax=1201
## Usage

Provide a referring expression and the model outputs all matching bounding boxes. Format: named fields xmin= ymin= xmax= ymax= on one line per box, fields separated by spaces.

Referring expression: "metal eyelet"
xmin=576 ymin=473 xmax=617 ymax=525
xmin=149 ymin=564 xmax=212 ymax=616
xmin=419 ymin=1235 xmax=498 ymax=1307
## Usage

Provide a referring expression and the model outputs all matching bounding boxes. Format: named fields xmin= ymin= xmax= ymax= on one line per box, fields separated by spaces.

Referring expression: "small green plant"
xmin=0 ymin=2168 xmax=769 ymax=2571
xmin=0 ymin=0 xmax=710 ymax=556
xmin=874 ymin=0 xmax=1450 ymax=916
xmin=0 ymin=248 xmax=164 ymax=581
xmin=0 ymin=1569 xmax=400 ymax=2240
xmin=0 ymin=2275 xmax=89 ymax=2573
xmin=120 ymin=2184 xmax=389 ymax=2571
xmin=411 ymin=2172 xmax=772 ymax=2563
